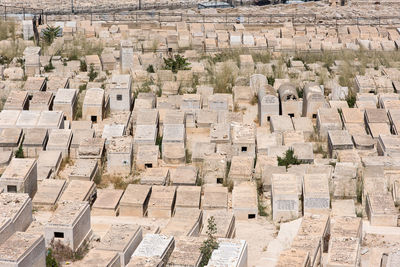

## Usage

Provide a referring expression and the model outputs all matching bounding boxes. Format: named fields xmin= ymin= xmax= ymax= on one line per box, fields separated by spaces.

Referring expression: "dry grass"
xmin=63 ymin=34 xmax=103 ymax=60
xmin=100 ymin=174 xmax=139 ymax=190
xmin=50 ymin=239 xmax=89 ymax=264
xmin=213 ymin=62 xmax=237 ymax=94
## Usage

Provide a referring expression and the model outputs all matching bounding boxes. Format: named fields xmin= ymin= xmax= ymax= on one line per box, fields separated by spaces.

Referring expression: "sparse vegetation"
xmin=0 ymin=20 xmax=16 ymax=41
xmin=250 ymin=94 xmax=258 ymax=105
xmin=314 ymin=144 xmax=328 ymax=158
xmin=80 ymin=60 xmax=87 ymax=72
xmin=185 ymin=149 xmax=192 ymax=163
xmin=63 ymin=34 xmax=103 ymax=59
xmin=15 ymin=145 xmax=24 ymax=158
xmin=356 ymin=179 xmax=363 ymax=204
xmin=49 ymin=239 xmax=88 ymax=265
xmin=42 ymin=25 xmax=61 ymax=45
xmin=257 ymin=179 xmax=268 ymax=216
xmin=163 ymin=54 xmax=191 ymax=73
xmin=277 ymin=149 xmax=301 ymax=169
xmin=346 ymin=91 xmax=356 ymax=108
xmin=44 ymin=60 xmax=55 ymax=72
xmin=146 ymin=64 xmax=155 ymax=73
xmin=46 ymin=249 xmax=58 ymax=267
xmin=88 ymin=64 xmax=98 ymax=82
xmin=156 ymin=136 xmax=163 ymax=155
xmin=267 ymin=76 xmax=275 ymax=86
xmin=356 ymin=210 xmax=363 ymax=218
xmin=200 ymin=216 xmax=219 ymax=267
xmin=251 ymin=51 xmax=271 ymax=63
xmin=214 ymin=62 xmax=236 ymax=94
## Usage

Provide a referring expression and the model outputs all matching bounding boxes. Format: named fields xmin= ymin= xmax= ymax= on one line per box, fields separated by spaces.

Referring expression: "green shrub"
xmin=44 ymin=61 xmax=55 ymax=72
xmin=46 ymin=249 xmax=58 ymax=267
xmin=79 ymin=83 xmax=87 ymax=93
xmin=146 ymin=65 xmax=155 ymax=73
xmin=42 ymin=25 xmax=61 ymax=45
xmin=15 ymin=145 xmax=24 ymax=158
xmin=277 ymin=149 xmax=301 ymax=169
xmin=267 ymin=76 xmax=275 ymax=86
xmin=80 ymin=60 xmax=87 ymax=72
xmin=163 ymin=55 xmax=191 ymax=73
xmin=88 ymin=64 xmax=98 ymax=82
xmin=199 ymin=216 xmax=219 ymax=267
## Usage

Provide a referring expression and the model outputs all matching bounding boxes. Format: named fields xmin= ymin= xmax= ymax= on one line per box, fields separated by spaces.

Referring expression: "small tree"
xmin=88 ymin=64 xmax=98 ymax=82
xmin=146 ymin=64 xmax=155 ymax=73
xmin=277 ymin=148 xmax=301 ymax=169
xmin=199 ymin=216 xmax=219 ymax=267
xmin=346 ymin=93 xmax=356 ymax=108
xmin=46 ymin=249 xmax=58 ymax=267
xmin=163 ymin=54 xmax=191 ymax=73
xmin=80 ymin=60 xmax=87 ymax=72
xmin=42 ymin=25 xmax=61 ymax=45
xmin=15 ymin=145 xmax=24 ymax=158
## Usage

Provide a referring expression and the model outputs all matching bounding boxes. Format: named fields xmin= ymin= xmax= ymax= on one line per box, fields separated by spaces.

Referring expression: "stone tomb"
xmin=201 ymin=210 xmax=235 ymax=239
xmin=276 ymin=249 xmax=310 ymax=267
xmin=147 ymin=186 xmax=177 ymax=218
xmin=167 ymin=236 xmax=203 ymax=267
xmin=53 ymin=89 xmax=78 ymax=121
xmin=232 ymin=182 xmax=258 ymax=220
xmin=303 ymin=174 xmax=330 ymax=213
xmin=91 ymin=189 xmax=124 ymax=216
xmin=82 ymin=88 xmax=105 ymax=122
xmin=46 ymin=129 xmax=72 ymax=160
xmin=0 ymin=193 xmax=32 ymax=244
xmin=0 ymin=232 xmax=45 ymax=267
xmin=271 ymin=173 xmax=299 ymax=222
xmin=140 ymin=167 xmax=170 ymax=186
xmin=70 ymin=249 xmax=119 ymax=267
xmin=59 ymin=180 xmax=97 ymax=206
xmin=170 ymin=166 xmax=198 ymax=186
xmin=0 ymin=128 xmax=23 ymax=153
xmin=202 ymin=185 xmax=228 ymax=210
xmin=162 ymin=143 xmax=186 ymax=165
xmin=22 ymin=128 xmax=48 ymax=158
xmin=201 ymin=153 xmax=227 ymax=184
xmin=175 ymin=186 xmax=201 ymax=209
xmin=317 ymin=108 xmax=342 ymax=139
xmin=331 ymin=217 xmax=361 ymax=240
xmin=327 ymin=130 xmax=354 ymax=157
xmin=131 ymin=234 xmax=174 ymax=266
xmin=33 ymin=179 xmax=66 ymax=210
xmin=68 ymin=159 xmax=99 ymax=181
xmin=366 ymin=193 xmax=397 ymax=227
xmin=119 ymin=184 xmax=151 ymax=217
xmin=270 ymin=115 xmax=294 ymax=133
xmin=0 ymin=158 xmax=37 ymax=198
xmin=228 ymin=156 xmax=254 ymax=183
xmin=161 ymin=208 xmax=203 ymax=237
xmin=133 ymin=125 xmax=158 ymax=148
xmin=37 ymin=150 xmax=62 ymax=180
xmin=44 ymin=201 xmax=92 ymax=252
xmin=97 ymin=224 xmax=143 ymax=266
xmin=70 ymin=129 xmax=95 ymax=159
xmin=135 ymin=145 xmax=159 ymax=170
xmin=207 ymin=239 xmax=248 ymax=267
xmin=3 ymin=90 xmax=28 ymax=110
xmin=327 ymin=237 xmax=360 ymax=267
xmin=331 ymin=199 xmax=356 ymax=217
xmin=107 ymin=136 xmax=133 ymax=175
xmin=293 ymin=214 xmax=330 ymax=267
xmin=29 ymin=91 xmax=53 ymax=111
xmin=78 ymin=137 xmax=105 ymax=162
xmin=231 ymin=122 xmax=256 ymax=157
